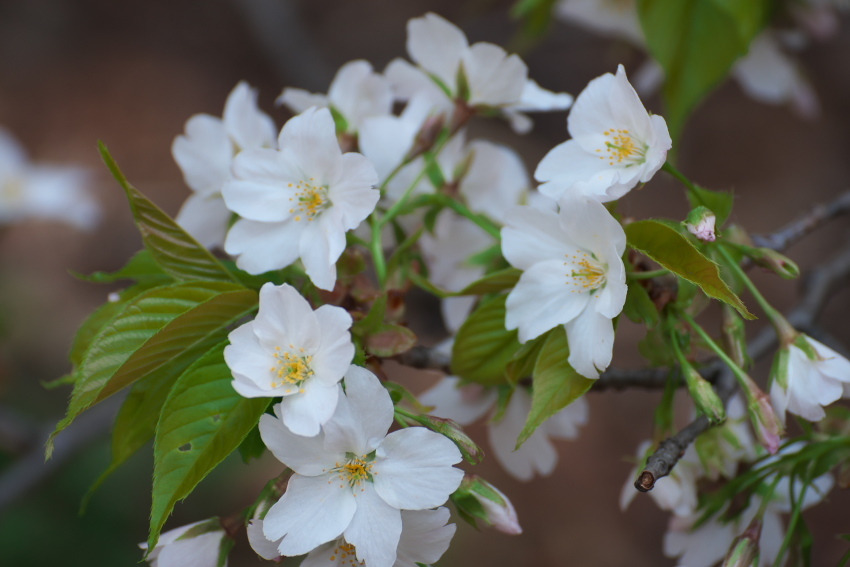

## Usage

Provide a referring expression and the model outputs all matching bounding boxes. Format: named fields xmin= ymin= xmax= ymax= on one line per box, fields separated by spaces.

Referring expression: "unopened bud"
xmin=452 ymin=475 xmax=522 ymax=535
xmin=722 ymin=517 xmax=762 ymax=567
xmin=682 ymin=361 xmax=726 ymax=425
xmin=684 ymin=206 xmax=717 ymax=242
xmin=721 ymin=306 xmax=752 ymax=370
xmin=750 ymin=247 xmax=800 ymax=279
xmin=411 ymin=414 xmax=484 ymax=465
xmin=744 ymin=378 xmax=783 ymax=454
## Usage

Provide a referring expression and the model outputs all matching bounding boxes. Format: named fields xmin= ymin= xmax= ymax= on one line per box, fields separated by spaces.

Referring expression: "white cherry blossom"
xmin=384 ymin=13 xmax=571 ymax=132
xmin=0 ymin=127 xmax=99 ymax=230
xmin=535 ymin=64 xmax=671 ymax=203
xmin=419 ymin=376 xmax=588 ymax=481
xmin=172 ymin=81 xmax=276 ymax=248
xmin=279 ymin=60 xmax=394 ymax=134
xmin=224 ymin=283 xmax=354 ymax=436
xmin=140 ymin=519 xmax=228 ymax=567
xmin=258 ymin=365 xmax=463 ymax=567
xmin=222 ymin=106 xmax=379 ymax=289
xmin=770 ymin=334 xmax=850 ymax=423
xmin=502 ymin=198 xmax=627 ymax=378
xmin=250 ymin=508 xmax=455 ymax=567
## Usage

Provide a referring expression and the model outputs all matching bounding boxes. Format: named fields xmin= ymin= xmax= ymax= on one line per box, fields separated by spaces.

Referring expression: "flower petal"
xmin=344 ymin=483 xmax=402 ymax=567
xmin=263 ymin=474 xmax=356 ymax=556
xmin=172 ymin=114 xmax=232 ymax=196
xmin=253 ymin=283 xmax=321 ymax=354
xmin=417 ymin=376 xmax=497 ymax=426
xmin=488 ymin=388 xmax=557 ymax=481
xmin=258 ymin=411 xmax=341 ymax=475
xmin=565 ymin=305 xmax=615 ymax=378
xmin=279 ymin=107 xmax=342 ymax=185
xmin=501 ymin=205 xmax=570 ymax=271
xmin=224 ymin=219 xmax=302 ymax=275
xmin=407 ymin=13 xmax=466 ymax=90
xmin=175 ymin=193 xmax=231 ymax=250
xmin=223 ymin=81 xmax=277 ymax=151
xmin=278 ymin=379 xmax=340 ymax=437
xmin=326 ymin=366 xmax=394 ymax=455
xmin=372 ymin=427 xmax=463 ymax=510
xmin=395 ymin=508 xmax=455 ymax=567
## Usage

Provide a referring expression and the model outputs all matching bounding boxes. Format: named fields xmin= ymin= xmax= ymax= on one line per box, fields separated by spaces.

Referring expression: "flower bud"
xmin=722 ymin=517 xmax=762 ymax=567
xmin=684 ymin=206 xmax=717 ymax=242
xmin=451 ymin=475 xmax=522 ymax=535
xmin=749 ymin=247 xmax=800 ymax=279
xmin=410 ymin=414 xmax=484 ymax=465
xmin=681 ymin=360 xmax=726 ymax=425
xmin=744 ymin=378 xmax=783 ymax=454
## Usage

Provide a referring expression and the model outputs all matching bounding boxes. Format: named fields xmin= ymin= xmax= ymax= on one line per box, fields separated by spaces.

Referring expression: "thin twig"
xmin=751 ymin=191 xmax=850 ymax=252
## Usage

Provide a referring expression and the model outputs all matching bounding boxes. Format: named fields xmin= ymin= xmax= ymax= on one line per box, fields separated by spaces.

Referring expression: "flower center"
xmin=288 ymin=178 xmax=329 ymax=222
xmin=328 ymin=452 xmax=376 ymax=491
xmin=327 ymin=542 xmax=364 ymax=566
xmin=270 ymin=345 xmax=314 ymax=393
xmin=565 ymin=251 xmax=607 ymax=294
xmin=597 ymin=129 xmax=647 ymax=166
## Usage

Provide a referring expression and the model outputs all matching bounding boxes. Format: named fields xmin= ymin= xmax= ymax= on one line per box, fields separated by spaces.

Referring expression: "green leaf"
xmin=625 ymin=219 xmax=754 ymax=318
xmin=516 ymin=327 xmax=593 ymax=448
xmin=638 ymin=0 xmax=770 ymax=139
xmin=237 ymin=423 xmax=268 ymax=464
xmin=150 ymin=342 xmax=268 ymax=550
xmin=47 ymin=281 xmax=258 ymax=457
xmin=99 ymin=142 xmax=239 ymax=284
xmin=74 ymin=249 xmax=171 ymax=284
xmin=623 ymin=280 xmax=659 ymax=328
xmin=505 ymin=330 xmax=549 ymax=385
xmin=686 ymin=185 xmax=734 ymax=227
xmin=451 ymin=295 xmax=521 ymax=386
xmin=455 ymin=268 xmax=521 ymax=296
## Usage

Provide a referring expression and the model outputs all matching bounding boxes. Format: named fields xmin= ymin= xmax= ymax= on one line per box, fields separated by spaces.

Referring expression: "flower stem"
xmin=678 ymin=309 xmax=752 ymax=391
xmin=438 ymin=195 xmax=501 ymax=239
xmin=662 ymin=161 xmax=698 ymax=193
xmin=627 ymin=268 xmax=670 ymax=280
xmin=717 ymin=244 xmax=797 ymax=343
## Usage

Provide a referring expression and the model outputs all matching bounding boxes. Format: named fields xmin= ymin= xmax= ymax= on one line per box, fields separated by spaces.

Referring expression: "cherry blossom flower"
xmin=384 ymin=13 xmax=571 ymax=132
xmin=621 ymin=441 xmax=701 ymax=518
xmin=172 ymin=81 xmax=276 ymax=248
xmin=250 ymin=508 xmax=455 ymax=567
xmin=222 ymin=106 xmax=379 ymax=290
xmin=258 ymin=365 xmax=463 ymax=567
xmin=0 ymin=127 xmax=99 ymax=230
xmin=770 ymin=334 xmax=850 ymax=423
xmin=535 ymin=64 xmax=671 ymax=203
xmin=419 ymin=375 xmax=588 ymax=481
xmin=502 ymin=198 xmax=627 ymax=378
xmin=140 ymin=519 xmax=228 ymax=567
xmin=224 ymin=283 xmax=354 ymax=436
xmin=279 ymin=60 xmax=394 ymax=134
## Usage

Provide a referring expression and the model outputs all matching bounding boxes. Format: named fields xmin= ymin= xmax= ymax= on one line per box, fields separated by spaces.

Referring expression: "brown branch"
xmin=394 ymin=345 xmax=451 ymax=374
xmin=750 ymin=190 xmax=850 ymax=252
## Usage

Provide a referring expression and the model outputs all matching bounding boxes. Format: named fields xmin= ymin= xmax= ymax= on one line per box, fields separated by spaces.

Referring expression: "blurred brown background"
xmin=0 ymin=0 xmax=848 ymax=565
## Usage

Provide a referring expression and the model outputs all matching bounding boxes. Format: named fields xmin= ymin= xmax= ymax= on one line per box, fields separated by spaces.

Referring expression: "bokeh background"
xmin=0 ymin=1 xmax=849 ymax=565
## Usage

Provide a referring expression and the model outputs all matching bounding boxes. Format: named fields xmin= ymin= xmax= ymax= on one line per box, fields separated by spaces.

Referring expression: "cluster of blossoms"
xmin=60 ymin=9 xmax=845 ymax=567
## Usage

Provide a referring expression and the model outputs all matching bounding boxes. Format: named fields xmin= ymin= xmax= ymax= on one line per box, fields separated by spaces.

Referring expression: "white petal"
xmin=253 ymin=283 xmax=321 ymax=354
xmin=155 ymin=530 xmax=224 ymax=567
xmin=328 ymin=60 xmax=393 ymax=129
xmin=299 ymin=540 xmax=346 ymax=567
xmin=557 ymin=197 xmax=627 ymax=258
xmin=501 ymin=205 xmax=570 ymax=270
xmin=221 ymin=179 xmax=297 ymax=223
xmin=505 ymin=260 xmax=590 ymax=343
xmin=225 ymin=322 xmax=276 ymax=392
xmin=324 ymin=367 xmax=393 ymax=455
xmin=372 ymin=427 xmax=463 ymax=509
xmin=488 ymin=388 xmax=558 ymax=481
xmin=247 ymin=520 xmax=282 ymax=561
xmin=172 ymin=114 xmax=232 ymax=195
xmin=512 ymin=79 xmax=573 ymax=112
xmin=278 ymin=88 xmax=329 ymax=114
xmin=223 ymin=81 xmax=277 ymax=151
xmin=417 ymin=376 xmax=497 ymax=425
xmin=565 ymin=306 xmax=615 ymax=378
xmin=311 ymin=305 xmax=355 ymax=384
xmin=406 ymin=13 xmax=466 ymax=90
xmin=461 ymin=140 xmax=529 ymax=224
xmin=807 ymin=336 xmax=850 ymax=382
xmin=359 ymin=114 xmax=419 ymax=181
xmin=328 ymin=152 xmax=380 ymax=230
xmin=344 ymin=483 xmax=402 ymax=567
xmin=464 ymin=42 xmax=527 ymax=106
xmin=535 ymin=140 xmax=620 ymax=202
xmin=278 ymin=107 xmax=343 ymax=185
xmin=258 ymin=412 xmax=341 ymax=475
xmin=175 ymin=193 xmax=232 ymax=250
xmin=544 ymin=395 xmax=589 ymax=439
xmin=278 ymin=379 xmax=340 ymax=437
xmin=263 ymin=474 xmax=356 ymax=556
xmin=395 ymin=508 xmax=455 ymax=567
xmin=224 ymin=219 xmax=302 ymax=275
xmin=299 ymin=217 xmax=339 ymax=291
xmin=384 ymin=58 xmax=448 ymax=104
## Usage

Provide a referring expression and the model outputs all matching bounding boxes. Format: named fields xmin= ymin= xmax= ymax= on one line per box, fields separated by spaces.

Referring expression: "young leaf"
xmin=516 ymin=327 xmax=593 ymax=448
xmin=149 ymin=343 xmax=268 ymax=550
xmin=73 ymin=249 xmax=171 ymax=285
xmin=48 ymin=281 xmax=258 ymax=456
xmin=455 ymin=268 xmax=521 ymax=296
xmin=623 ymin=280 xmax=659 ymax=328
xmin=99 ymin=141 xmax=239 ymax=284
xmin=638 ymin=0 xmax=770 ymax=139
xmin=451 ymin=295 xmax=521 ymax=386
xmin=625 ymin=219 xmax=754 ymax=319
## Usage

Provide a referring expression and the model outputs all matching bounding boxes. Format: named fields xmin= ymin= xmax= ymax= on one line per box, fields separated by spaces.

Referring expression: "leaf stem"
xmin=627 ymin=268 xmax=670 ymax=280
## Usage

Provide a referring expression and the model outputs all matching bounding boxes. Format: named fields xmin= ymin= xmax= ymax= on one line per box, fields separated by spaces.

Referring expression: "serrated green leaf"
xmin=638 ymin=0 xmax=769 ymax=139
xmin=623 ymin=280 xmax=659 ymax=328
xmin=686 ymin=185 xmax=734 ymax=227
xmin=505 ymin=330 xmax=549 ymax=384
xmin=99 ymin=142 xmax=238 ymax=284
xmin=455 ymin=268 xmax=521 ymax=296
xmin=516 ymin=327 xmax=593 ymax=448
xmin=48 ymin=281 xmax=258 ymax=457
xmin=150 ymin=342 xmax=268 ymax=550
xmin=74 ymin=249 xmax=171 ymax=284
xmin=452 ymin=295 xmax=520 ymax=386
xmin=625 ymin=219 xmax=754 ymax=319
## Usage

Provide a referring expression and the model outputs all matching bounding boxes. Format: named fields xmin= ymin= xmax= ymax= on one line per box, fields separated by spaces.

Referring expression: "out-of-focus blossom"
xmin=140 ymin=519 xmax=228 ymax=567
xmin=621 ymin=441 xmax=701 ymax=518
